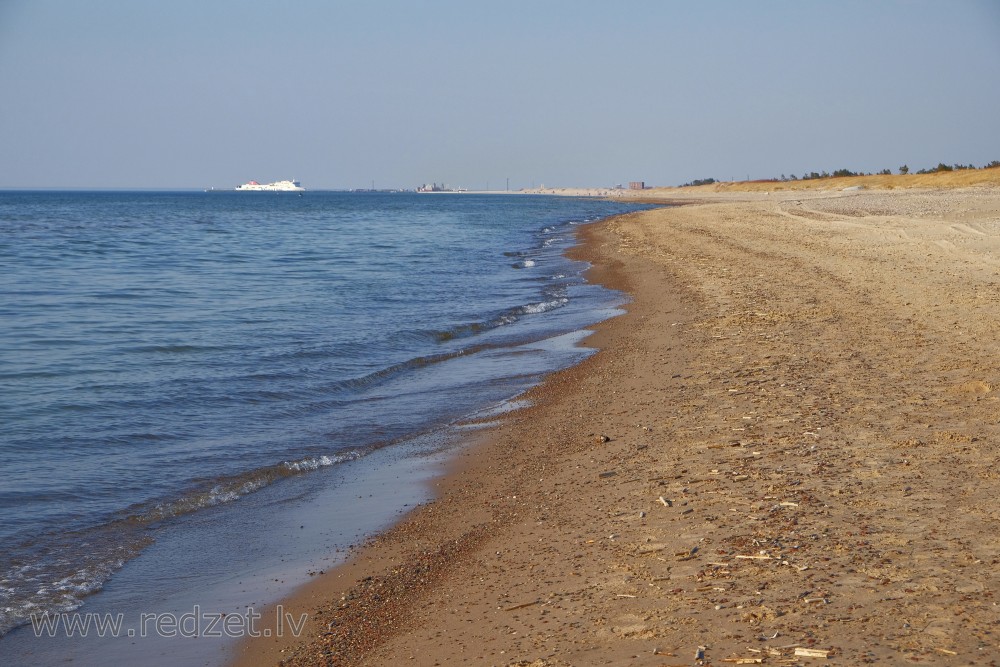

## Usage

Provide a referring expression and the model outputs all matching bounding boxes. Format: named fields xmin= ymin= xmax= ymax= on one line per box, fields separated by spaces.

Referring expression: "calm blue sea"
xmin=0 ymin=191 xmax=645 ymax=640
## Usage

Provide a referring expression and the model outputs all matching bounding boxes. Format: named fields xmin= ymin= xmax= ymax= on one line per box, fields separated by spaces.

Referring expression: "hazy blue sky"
xmin=1 ymin=0 xmax=998 ymax=190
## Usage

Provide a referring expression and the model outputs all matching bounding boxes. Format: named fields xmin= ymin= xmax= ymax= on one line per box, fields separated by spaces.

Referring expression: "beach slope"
xmin=234 ymin=185 xmax=1000 ymax=665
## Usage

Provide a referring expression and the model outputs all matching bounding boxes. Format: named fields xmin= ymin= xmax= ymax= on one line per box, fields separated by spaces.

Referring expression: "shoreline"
xmin=233 ymin=185 xmax=1000 ymax=665
xmin=0 ymin=193 xmax=637 ymax=665
xmin=229 ymin=209 xmax=674 ymax=666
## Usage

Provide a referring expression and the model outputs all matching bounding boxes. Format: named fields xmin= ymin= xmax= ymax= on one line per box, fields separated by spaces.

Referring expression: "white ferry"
xmin=235 ymin=179 xmax=305 ymax=192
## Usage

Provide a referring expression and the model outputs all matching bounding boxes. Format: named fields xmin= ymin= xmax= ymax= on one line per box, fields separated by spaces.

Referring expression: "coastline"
xmin=0 ymin=193 xmax=638 ymax=664
xmin=233 ymin=184 xmax=1000 ymax=665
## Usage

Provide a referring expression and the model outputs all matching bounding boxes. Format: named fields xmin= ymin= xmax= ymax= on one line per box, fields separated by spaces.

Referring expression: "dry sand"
xmin=233 ymin=183 xmax=1000 ymax=666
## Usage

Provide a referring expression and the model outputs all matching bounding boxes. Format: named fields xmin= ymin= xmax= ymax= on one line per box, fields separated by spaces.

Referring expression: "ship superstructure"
xmin=235 ymin=179 xmax=305 ymax=192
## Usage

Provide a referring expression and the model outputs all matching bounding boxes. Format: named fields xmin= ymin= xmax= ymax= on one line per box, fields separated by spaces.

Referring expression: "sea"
xmin=0 ymin=190 xmax=647 ymax=665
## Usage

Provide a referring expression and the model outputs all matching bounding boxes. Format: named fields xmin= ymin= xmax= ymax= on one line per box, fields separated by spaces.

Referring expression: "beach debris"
xmin=676 ymin=546 xmax=700 ymax=561
xmin=594 ymin=434 xmax=611 ymax=444
xmin=721 ymin=659 xmax=763 ymax=665
xmin=657 ymin=496 xmax=673 ymax=507
xmin=599 ymin=470 xmax=617 ymax=478
xmin=794 ymin=647 xmax=831 ymax=658
xmin=637 ymin=543 xmax=668 ymax=554
xmin=504 ymin=599 xmax=541 ymax=612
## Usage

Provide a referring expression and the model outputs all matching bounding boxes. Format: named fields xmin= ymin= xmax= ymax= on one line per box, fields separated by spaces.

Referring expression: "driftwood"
xmin=794 ymin=647 xmax=831 ymax=658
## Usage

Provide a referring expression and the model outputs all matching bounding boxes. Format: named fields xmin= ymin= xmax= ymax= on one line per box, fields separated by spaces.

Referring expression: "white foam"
xmin=522 ymin=297 xmax=568 ymax=314
xmin=206 ymin=477 xmax=269 ymax=505
xmin=283 ymin=450 xmax=361 ymax=472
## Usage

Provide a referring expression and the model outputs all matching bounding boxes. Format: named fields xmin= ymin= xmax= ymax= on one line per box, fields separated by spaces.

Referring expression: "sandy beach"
xmin=233 ymin=176 xmax=1000 ymax=666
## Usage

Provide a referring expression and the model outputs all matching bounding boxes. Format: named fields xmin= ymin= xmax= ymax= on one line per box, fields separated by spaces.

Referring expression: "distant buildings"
xmin=416 ymin=183 xmax=467 ymax=193
xmin=629 ymin=181 xmax=645 ymax=190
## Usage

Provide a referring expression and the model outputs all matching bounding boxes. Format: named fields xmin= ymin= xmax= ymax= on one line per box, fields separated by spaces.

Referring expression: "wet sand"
xmin=233 ymin=185 xmax=1000 ymax=665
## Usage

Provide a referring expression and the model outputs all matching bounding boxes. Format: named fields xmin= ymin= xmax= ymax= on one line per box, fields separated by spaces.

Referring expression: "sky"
xmin=1 ymin=0 xmax=998 ymax=190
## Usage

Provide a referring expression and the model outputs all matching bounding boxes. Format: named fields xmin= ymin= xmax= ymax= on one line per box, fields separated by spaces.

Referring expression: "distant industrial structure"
xmin=629 ymin=181 xmax=645 ymax=190
xmin=417 ymin=183 xmax=467 ymax=193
